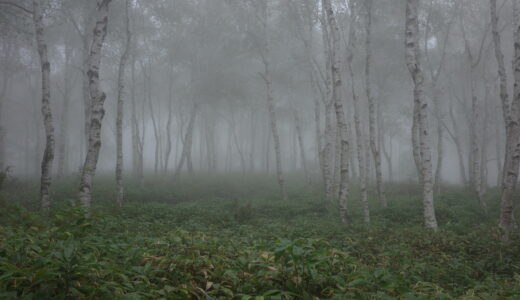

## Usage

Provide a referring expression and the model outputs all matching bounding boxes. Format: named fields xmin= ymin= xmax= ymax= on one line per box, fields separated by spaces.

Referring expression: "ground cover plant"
xmin=0 ymin=175 xmax=519 ymax=299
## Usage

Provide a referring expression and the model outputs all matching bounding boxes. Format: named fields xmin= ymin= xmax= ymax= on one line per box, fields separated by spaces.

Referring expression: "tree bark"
xmin=0 ymin=43 xmax=11 ymax=171
xmin=346 ymin=3 xmax=369 ymax=223
xmin=405 ymin=0 xmax=438 ymax=230
xmin=498 ymin=0 xmax=520 ymax=241
xmin=57 ymin=44 xmax=72 ymax=177
xmin=33 ymin=0 xmax=55 ymax=210
xmin=460 ymin=6 xmax=488 ymax=210
xmin=116 ymin=0 xmax=131 ymax=206
xmin=164 ymin=62 xmax=174 ymax=173
xmin=79 ymin=0 xmax=112 ymax=210
xmin=364 ymin=0 xmax=386 ymax=207
xmin=318 ymin=9 xmax=335 ymax=205
xmin=323 ymin=0 xmax=350 ymax=224
xmin=261 ymin=60 xmax=287 ymax=200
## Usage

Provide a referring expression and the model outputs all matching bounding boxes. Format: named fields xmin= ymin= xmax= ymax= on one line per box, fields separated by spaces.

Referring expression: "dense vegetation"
xmin=0 ymin=175 xmax=519 ymax=299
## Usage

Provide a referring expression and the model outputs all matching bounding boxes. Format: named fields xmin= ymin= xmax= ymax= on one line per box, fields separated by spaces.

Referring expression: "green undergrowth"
xmin=0 ymin=175 xmax=519 ymax=299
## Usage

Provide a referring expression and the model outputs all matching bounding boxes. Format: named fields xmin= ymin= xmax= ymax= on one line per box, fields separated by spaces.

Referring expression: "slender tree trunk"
xmin=262 ymin=60 xmax=287 ymax=200
xmin=149 ymin=97 xmax=160 ymax=175
xmin=311 ymin=72 xmax=324 ymax=180
xmin=470 ymin=68 xmax=484 ymax=208
xmin=293 ymin=109 xmax=310 ymax=183
xmin=498 ymin=0 xmax=520 ymax=241
xmin=131 ymin=57 xmax=138 ymax=176
xmin=33 ymin=0 xmax=55 ymax=210
xmin=57 ymin=44 xmax=72 ymax=177
xmin=434 ymin=109 xmax=443 ymax=193
xmin=496 ymin=110 xmax=503 ymax=187
xmin=249 ymin=109 xmax=256 ymax=172
xmin=255 ymin=4 xmax=288 ymax=200
xmin=82 ymin=36 xmax=90 ymax=161
xmin=323 ymin=0 xmax=350 ymax=224
xmin=164 ymin=64 xmax=174 ymax=173
xmin=116 ymin=0 xmax=130 ymax=206
xmin=382 ymin=135 xmax=393 ymax=182
xmin=318 ymin=9 xmax=334 ymax=205
xmin=265 ymin=120 xmax=271 ymax=173
xmin=346 ymin=6 xmax=369 ymax=222
xmin=365 ymin=0 xmax=386 ymax=207
xmin=412 ymin=100 xmax=423 ymax=184
xmin=332 ymin=121 xmax=341 ymax=196
xmin=174 ymin=103 xmax=197 ymax=177
xmin=79 ymin=0 xmax=112 ymax=210
xmin=230 ymin=110 xmax=246 ymax=173
xmin=405 ymin=0 xmax=438 ymax=230
xmin=0 ymin=57 xmax=10 ymax=171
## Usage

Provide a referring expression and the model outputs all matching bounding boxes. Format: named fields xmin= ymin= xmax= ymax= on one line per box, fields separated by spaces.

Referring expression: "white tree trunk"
xmin=116 ymin=0 xmax=131 ymax=206
xmin=33 ymin=0 xmax=55 ymax=210
xmin=262 ymin=60 xmax=288 ymax=201
xmin=405 ymin=0 xmax=438 ymax=230
xmin=365 ymin=0 xmax=386 ymax=207
xmin=318 ymin=10 xmax=335 ymax=205
xmin=323 ymin=0 xmax=350 ymax=224
xmin=346 ymin=4 xmax=370 ymax=223
xmin=79 ymin=0 xmax=112 ymax=210
xmin=164 ymin=63 xmax=175 ymax=173
xmin=57 ymin=44 xmax=72 ymax=177
xmin=498 ymin=0 xmax=520 ymax=241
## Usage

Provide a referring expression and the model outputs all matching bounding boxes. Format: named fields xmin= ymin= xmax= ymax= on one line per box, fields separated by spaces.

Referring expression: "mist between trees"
xmin=0 ymin=0 xmax=519 ymax=240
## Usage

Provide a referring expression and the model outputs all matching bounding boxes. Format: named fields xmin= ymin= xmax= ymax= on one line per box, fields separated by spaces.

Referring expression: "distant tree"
xmin=116 ymin=0 xmax=131 ymax=206
xmin=364 ymin=0 xmax=386 ymax=208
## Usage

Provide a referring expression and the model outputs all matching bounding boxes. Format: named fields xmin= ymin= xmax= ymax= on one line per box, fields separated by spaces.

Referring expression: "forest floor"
xmin=0 ymin=174 xmax=519 ymax=299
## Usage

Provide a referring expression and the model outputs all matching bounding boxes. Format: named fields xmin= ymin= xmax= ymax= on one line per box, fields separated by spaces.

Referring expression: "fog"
xmin=2 ymin=1 xmax=520 ymax=297
xmin=0 ymin=0 xmax=518 ymax=226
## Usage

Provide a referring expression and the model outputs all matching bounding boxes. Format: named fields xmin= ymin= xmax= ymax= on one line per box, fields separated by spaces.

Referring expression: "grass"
xmin=0 ymin=173 xmax=519 ymax=299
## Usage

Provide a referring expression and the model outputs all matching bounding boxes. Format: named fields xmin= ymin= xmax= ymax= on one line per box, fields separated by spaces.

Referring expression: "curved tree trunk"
xmin=175 ymin=103 xmax=197 ymax=177
xmin=79 ymin=0 xmax=112 ymax=210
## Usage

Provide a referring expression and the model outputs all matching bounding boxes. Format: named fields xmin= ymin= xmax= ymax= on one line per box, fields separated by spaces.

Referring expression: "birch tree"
xmin=78 ymin=0 xmax=112 ymax=210
xmin=424 ymin=0 xmax=453 ymax=192
xmin=364 ymin=0 xmax=386 ymax=207
xmin=405 ymin=0 xmax=438 ymax=230
xmin=116 ymin=0 xmax=131 ymax=206
xmin=491 ymin=0 xmax=520 ymax=241
xmin=57 ymin=43 xmax=72 ymax=177
xmin=249 ymin=0 xmax=288 ymax=201
xmin=346 ymin=1 xmax=370 ymax=223
xmin=322 ymin=0 xmax=350 ymax=224
xmin=32 ymin=0 xmax=55 ymax=210
xmin=459 ymin=3 xmax=489 ymax=210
